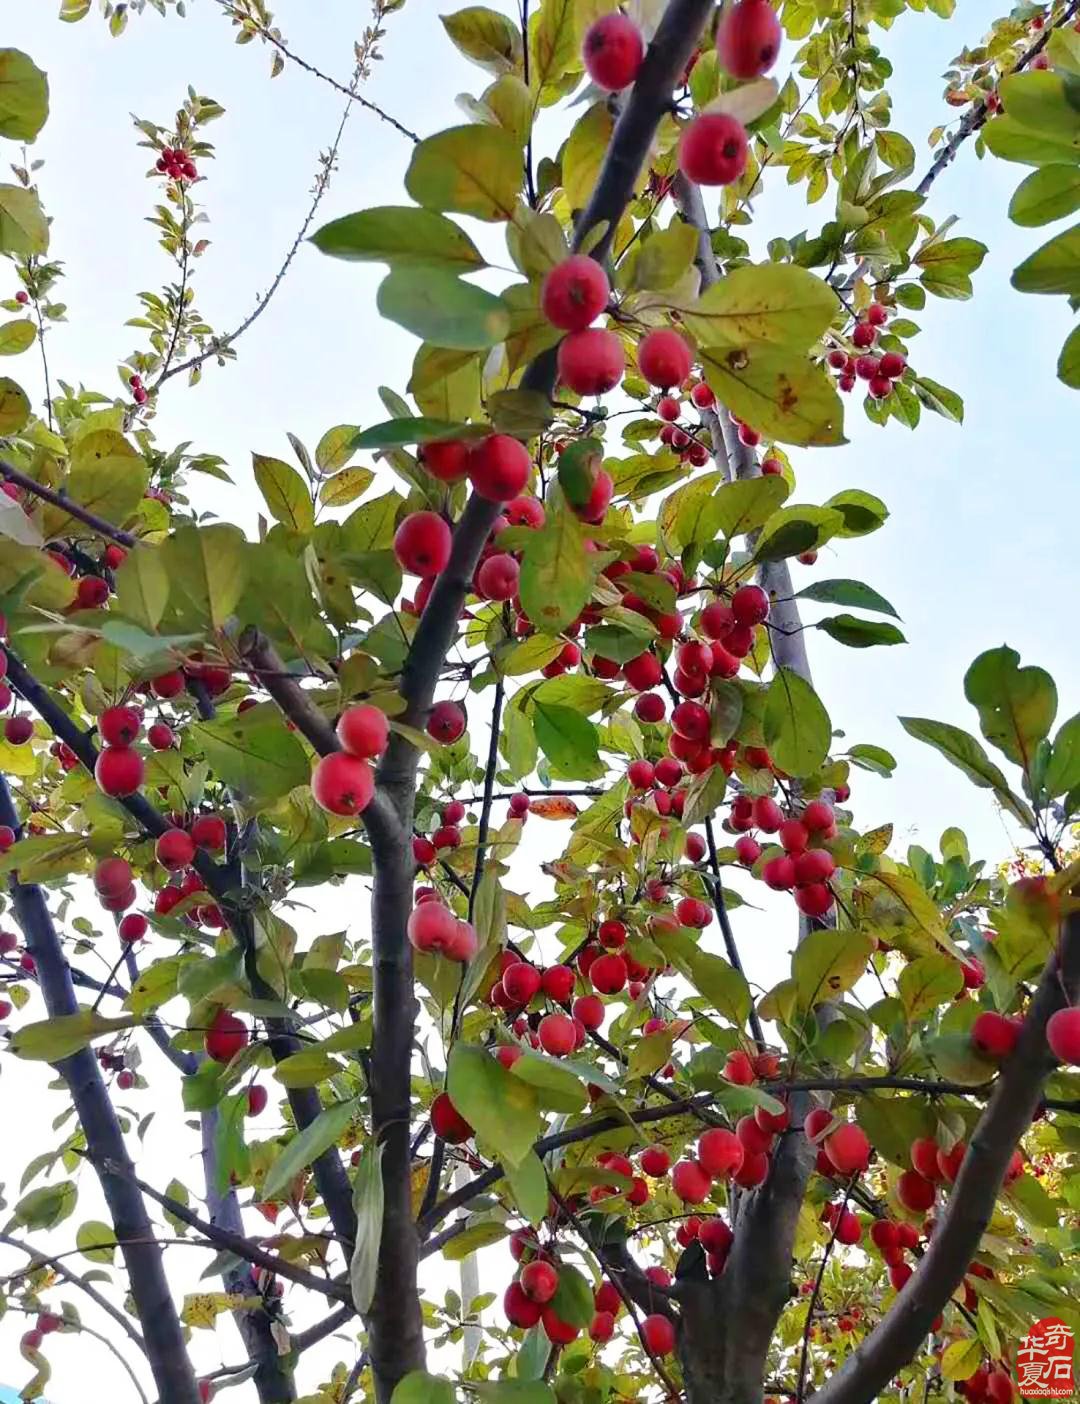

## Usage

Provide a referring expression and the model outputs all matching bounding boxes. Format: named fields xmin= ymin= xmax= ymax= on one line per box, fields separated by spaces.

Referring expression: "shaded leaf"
xmin=312 ymin=205 xmax=486 ymax=270
xmin=764 ymin=668 xmax=832 ymax=776
xmin=378 ymin=267 xmax=510 ymax=350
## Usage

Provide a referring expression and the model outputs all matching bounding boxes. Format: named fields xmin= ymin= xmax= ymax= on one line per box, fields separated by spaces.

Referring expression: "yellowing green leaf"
xmin=680 ymin=264 xmax=836 ymax=349
xmin=0 ymin=184 xmax=48 ymax=257
xmin=447 ymin=1042 xmax=543 ymax=1167
xmin=793 ymin=929 xmax=874 ymax=1008
xmin=406 ymin=125 xmax=523 ymax=222
xmin=10 ymin=1010 xmax=140 ymax=1061
xmin=442 ymin=6 xmax=523 ymax=75
xmin=700 ymin=346 xmax=844 ymax=447
xmin=0 ymin=49 xmax=50 ymax=142
xmin=0 ymin=375 xmax=30 ymax=433
xmin=253 ymin=453 xmax=314 ymax=533
xmin=0 ymin=317 xmax=35 ymax=355
xmin=941 ymin=1338 xmax=983 ymax=1382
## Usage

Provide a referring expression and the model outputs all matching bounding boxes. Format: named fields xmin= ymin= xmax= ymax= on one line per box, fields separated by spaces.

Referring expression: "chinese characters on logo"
xmin=1017 ymin=1317 xmax=1075 ymax=1398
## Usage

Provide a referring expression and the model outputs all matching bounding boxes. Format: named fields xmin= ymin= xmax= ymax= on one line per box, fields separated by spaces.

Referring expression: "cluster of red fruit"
xmin=310 ymin=703 xmax=389 ymax=818
xmin=973 ymin=1002 xmax=1080 ymax=1068
xmin=155 ymin=146 xmax=197 ymax=181
xmin=729 ymin=793 xmax=841 ymax=920
xmin=827 ymin=303 xmax=907 ymax=401
xmin=129 ymin=371 xmax=148 ymax=406
xmin=407 ymin=891 xmax=479 ymax=963
xmin=583 ymin=1 xmax=780 ymax=192
xmin=19 ymin=1310 xmax=62 ymax=1356
xmin=502 ymin=1222 xmax=677 ymax=1355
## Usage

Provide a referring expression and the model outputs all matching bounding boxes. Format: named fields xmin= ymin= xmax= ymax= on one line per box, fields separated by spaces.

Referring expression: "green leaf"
xmin=915 ymin=236 xmax=987 ymax=298
xmin=549 ymin=1263 xmax=594 ymax=1330
xmin=533 ymin=702 xmax=603 ymax=780
xmin=1046 ymin=712 xmax=1080 ymax=797
xmin=898 ymin=953 xmax=963 ymax=1019
xmin=252 ymin=454 xmax=314 ymax=533
xmin=44 ymin=430 xmax=147 ymax=539
xmin=1012 ymin=222 xmax=1080 ymax=295
xmin=474 ymin=1383 xmax=555 ymax=1404
xmin=312 ymin=205 xmax=487 ymax=271
xmin=912 ymin=376 xmax=964 ymax=423
xmin=688 ymin=949 xmax=752 ymax=1028
xmin=113 ymin=546 xmax=170 ymax=631
xmin=391 ymin=1372 xmax=455 ymax=1404
xmin=1059 ymin=323 xmax=1080 ymax=389
xmin=163 ymin=524 xmax=249 ymax=632
xmin=519 ymin=502 xmax=601 ymax=635
xmin=563 ymin=103 xmax=615 ymax=210
xmin=0 ymin=317 xmax=35 ymax=355
xmin=753 ymin=504 xmax=845 ymax=562
xmin=76 ymin=1220 xmax=117 ymax=1264
xmin=0 ymin=375 xmax=30 ymax=433
xmin=273 ymin=1050 xmax=343 ymax=1087
xmin=679 ymin=264 xmax=836 ymax=349
xmin=898 ymin=717 xmax=1036 ymax=829
xmin=628 ymin=1027 xmax=675 ymax=1079
xmin=378 ymin=267 xmax=509 ymax=350
xmin=509 ymin=1049 xmax=588 ymax=1112
xmin=984 ymin=112 xmax=1080 ymax=167
xmin=442 ymin=1221 xmax=511 ymax=1260
xmin=817 ymin=614 xmax=906 ymax=648
xmin=700 ymin=346 xmax=844 ymax=447
xmin=504 ymin=1149 xmax=549 ymax=1227
xmin=0 ymin=185 xmax=48 ymax=257
xmin=823 ymin=488 xmax=888 ymax=537
xmin=793 ymin=929 xmax=874 ymax=1008
xmin=846 ymin=743 xmax=897 ymax=776
xmin=1009 ymin=165 xmax=1080 ymax=227
xmin=942 ymin=1338 xmax=984 ymax=1382
xmin=442 ymin=6 xmax=522 ymax=74
xmin=193 ymin=716 xmax=310 ymax=803
xmin=351 ymin=417 xmax=479 ymax=451
xmin=1006 ymin=1172 xmax=1060 ymax=1229
xmin=405 ymin=125 xmax=523 ymax=222
xmin=764 ymin=668 xmax=832 ymax=777
xmin=530 ymin=0 xmax=584 ymax=97
xmin=10 ymin=1011 xmax=139 ymax=1061
xmin=709 ymin=475 xmax=791 ymax=540
xmin=999 ymin=70 xmax=1080 ymax=143
xmin=0 ymin=49 xmax=49 ymax=142
xmin=350 ymin=1143 xmax=385 ymax=1315
xmin=319 ymin=466 xmax=375 ymax=507
xmin=796 ymin=578 xmax=899 ymax=617
xmin=15 ymin=1181 xmax=76 ymax=1230
xmin=631 ymin=221 xmax=699 ymax=293
xmin=963 ymin=646 xmax=1057 ymax=770
xmin=447 ymin=1042 xmax=543 ymax=1167
xmin=262 ymin=1098 xmax=359 ymax=1201
xmin=488 ymin=388 xmax=556 ymax=438
xmin=855 ymin=1095 xmax=936 ymax=1169
xmin=316 ymin=424 xmax=361 ymax=474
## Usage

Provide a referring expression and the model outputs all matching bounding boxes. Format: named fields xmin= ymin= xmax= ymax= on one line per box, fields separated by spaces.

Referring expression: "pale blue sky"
xmin=2 ymin=3 xmax=1077 ymax=1399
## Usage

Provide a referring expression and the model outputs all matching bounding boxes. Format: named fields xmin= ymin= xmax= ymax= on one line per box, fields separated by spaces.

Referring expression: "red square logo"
xmin=1018 ymin=1317 xmax=1075 ymax=1398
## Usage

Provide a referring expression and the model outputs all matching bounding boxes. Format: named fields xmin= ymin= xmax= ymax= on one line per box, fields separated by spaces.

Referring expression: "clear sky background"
xmin=2 ymin=2 xmax=1078 ymax=1399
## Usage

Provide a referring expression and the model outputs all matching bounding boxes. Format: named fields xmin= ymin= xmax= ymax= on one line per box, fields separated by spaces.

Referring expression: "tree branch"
xmin=0 ymin=457 xmax=137 ymax=547
xmin=200 ymin=1100 xmax=296 ymax=1402
xmin=913 ymin=0 xmax=1080 ymax=199
xmin=813 ymin=905 xmax=1080 ymax=1404
xmin=0 ymin=777 xmax=201 ymax=1404
xmin=116 ymin=1166 xmax=351 ymax=1304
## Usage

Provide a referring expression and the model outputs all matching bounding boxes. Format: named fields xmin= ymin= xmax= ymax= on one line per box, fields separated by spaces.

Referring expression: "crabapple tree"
xmin=1 ymin=3 xmax=1079 ymax=1404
